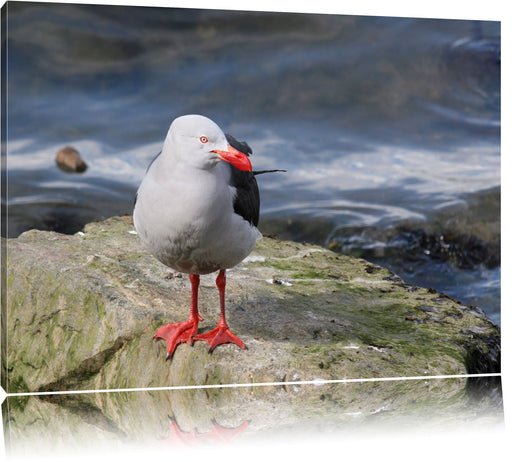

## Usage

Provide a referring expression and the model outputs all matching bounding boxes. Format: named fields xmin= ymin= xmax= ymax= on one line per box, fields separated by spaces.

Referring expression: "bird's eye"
xmin=199 ymin=136 xmax=208 ymax=144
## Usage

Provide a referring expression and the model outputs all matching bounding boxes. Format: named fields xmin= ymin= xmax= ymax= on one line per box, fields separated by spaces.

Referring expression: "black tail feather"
xmin=253 ymin=169 xmax=287 ymax=175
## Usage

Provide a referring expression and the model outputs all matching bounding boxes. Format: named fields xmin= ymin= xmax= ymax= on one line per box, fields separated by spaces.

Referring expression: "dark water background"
xmin=4 ymin=3 xmax=501 ymax=324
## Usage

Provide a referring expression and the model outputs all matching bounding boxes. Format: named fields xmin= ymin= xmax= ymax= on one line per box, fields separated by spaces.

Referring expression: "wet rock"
xmin=326 ymin=187 xmax=501 ymax=272
xmin=328 ymin=225 xmax=500 ymax=270
xmin=55 ymin=146 xmax=88 ymax=173
xmin=4 ymin=216 xmax=500 ymax=393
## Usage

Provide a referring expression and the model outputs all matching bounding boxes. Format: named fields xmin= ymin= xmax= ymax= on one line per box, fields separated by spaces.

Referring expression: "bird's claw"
xmin=154 ymin=319 xmax=199 ymax=360
xmin=193 ymin=324 xmax=246 ymax=353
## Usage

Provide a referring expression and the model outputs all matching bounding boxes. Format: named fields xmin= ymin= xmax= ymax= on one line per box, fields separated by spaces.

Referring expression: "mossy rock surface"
xmin=4 ymin=215 xmax=500 ymax=393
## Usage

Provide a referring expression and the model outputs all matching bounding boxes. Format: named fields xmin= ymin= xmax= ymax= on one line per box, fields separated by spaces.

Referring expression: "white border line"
xmin=5 ymin=372 xmax=501 ymax=398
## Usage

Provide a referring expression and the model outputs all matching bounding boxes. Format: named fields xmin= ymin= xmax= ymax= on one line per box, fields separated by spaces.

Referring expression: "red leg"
xmin=154 ymin=274 xmax=203 ymax=360
xmin=193 ymin=270 xmax=246 ymax=353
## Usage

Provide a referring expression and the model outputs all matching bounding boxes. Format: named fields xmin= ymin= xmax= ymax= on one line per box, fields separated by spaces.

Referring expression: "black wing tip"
xmin=230 ymin=165 xmax=260 ymax=227
xmin=225 ymin=133 xmax=284 ymax=227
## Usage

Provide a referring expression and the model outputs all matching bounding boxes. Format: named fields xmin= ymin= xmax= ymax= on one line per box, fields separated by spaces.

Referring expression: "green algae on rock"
xmin=3 ymin=216 xmax=500 ymax=393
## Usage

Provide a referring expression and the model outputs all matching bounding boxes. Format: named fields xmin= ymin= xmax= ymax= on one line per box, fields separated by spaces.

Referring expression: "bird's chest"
xmin=136 ymin=165 xmax=234 ymax=251
xmin=162 ymin=171 xmax=233 ymax=232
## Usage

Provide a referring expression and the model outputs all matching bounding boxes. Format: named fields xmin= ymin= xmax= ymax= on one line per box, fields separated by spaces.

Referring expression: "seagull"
xmin=133 ymin=114 xmax=263 ymax=360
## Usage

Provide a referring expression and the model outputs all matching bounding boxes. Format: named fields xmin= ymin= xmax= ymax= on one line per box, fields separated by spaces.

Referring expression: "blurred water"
xmin=4 ymin=4 xmax=500 ymax=323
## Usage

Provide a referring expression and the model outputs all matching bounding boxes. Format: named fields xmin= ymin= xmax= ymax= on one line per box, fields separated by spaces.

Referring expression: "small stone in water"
xmin=56 ymin=146 xmax=87 ymax=173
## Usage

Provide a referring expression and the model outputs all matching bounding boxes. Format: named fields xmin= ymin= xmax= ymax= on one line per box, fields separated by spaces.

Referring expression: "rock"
xmin=55 ymin=146 xmax=87 ymax=173
xmin=3 ymin=216 xmax=500 ymax=393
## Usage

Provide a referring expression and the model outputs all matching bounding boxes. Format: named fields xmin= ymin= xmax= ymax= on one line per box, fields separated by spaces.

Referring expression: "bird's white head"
xmin=164 ymin=114 xmax=252 ymax=172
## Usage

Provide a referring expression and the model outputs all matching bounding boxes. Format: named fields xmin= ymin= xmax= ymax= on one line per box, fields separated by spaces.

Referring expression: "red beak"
xmin=213 ymin=145 xmax=252 ymax=172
